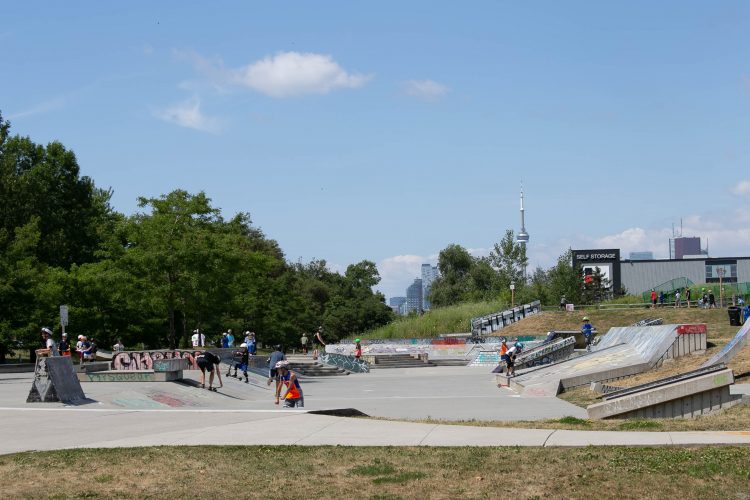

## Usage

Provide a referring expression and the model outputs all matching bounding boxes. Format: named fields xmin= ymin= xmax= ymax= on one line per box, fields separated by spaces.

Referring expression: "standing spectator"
xmin=76 ymin=335 xmax=85 ymax=362
xmin=708 ymin=291 xmax=716 ymax=309
xmin=650 ymin=289 xmax=657 ymax=309
xmin=500 ymin=338 xmax=509 ymax=356
xmin=196 ymin=351 xmax=223 ymax=391
xmin=83 ymin=338 xmax=98 ymax=361
xmin=266 ymin=345 xmax=286 ymax=404
xmin=674 ymin=289 xmax=681 ymax=308
xmin=701 ymin=291 xmax=708 ymax=309
xmin=354 ymin=339 xmax=362 ymax=360
xmin=59 ymin=333 xmax=71 ymax=357
xmin=581 ymin=317 xmax=595 ymax=351
xmin=685 ymin=287 xmax=692 ymax=308
xmin=248 ymin=332 xmax=257 ymax=355
xmin=37 ymin=327 xmax=58 ymax=357
xmin=221 ymin=332 xmax=229 ymax=349
xmin=226 ymin=329 xmax=235 ymax=348
xmin=743 ymin=303 xmax=750 ymax=324
xmin=300 ymin=332 xmax=309 ymax=355
xmin=659 ymin=291 xmax=665 ymax=307
xmin=191 ymin=329 xmax=205 ymax=348
xmin=78 ymin=336 xmax=90 ymax=363
xmin=559 ymin=296 xmax=567 ymax=310
xmin=275 ymin=361 xmax=304 ymax=408
xmin=112 ymin=339 xmax=125 ymax=352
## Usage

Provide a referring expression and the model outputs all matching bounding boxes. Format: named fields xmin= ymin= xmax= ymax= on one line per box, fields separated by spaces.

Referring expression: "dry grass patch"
xmin=1 ymin=446 xmax=750 ymax=499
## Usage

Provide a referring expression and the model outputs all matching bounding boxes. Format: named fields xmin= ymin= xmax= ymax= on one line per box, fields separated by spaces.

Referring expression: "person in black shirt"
xmin=59 ymin=333 xmax=71 ymax=356
xmin=196 ymin=351 xmax=223 ymax=391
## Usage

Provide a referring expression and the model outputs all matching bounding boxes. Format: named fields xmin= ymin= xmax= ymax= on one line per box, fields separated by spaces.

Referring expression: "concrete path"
xmin=0 ymin=407 xmax=749 ymax=455
xmin=3 ymin=367 xmax=749 ymax=455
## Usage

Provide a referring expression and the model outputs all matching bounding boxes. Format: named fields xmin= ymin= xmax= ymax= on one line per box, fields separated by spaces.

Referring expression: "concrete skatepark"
xmin=2 ymin=312 xmax=750 ymax=455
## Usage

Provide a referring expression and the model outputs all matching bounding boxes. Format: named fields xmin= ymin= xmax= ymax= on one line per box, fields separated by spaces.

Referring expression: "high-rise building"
xmin=669 ymin=237 xmax=703 ymax=260
xmin=406 ymin=278 xmax=423 ymax=314
xmin=629 ymin=251 xmax=654 ymax=260
xmin=389 ymin=296 xmax=407 ymax=315
xmin=420 ymin=264 xmax=439 ymax=310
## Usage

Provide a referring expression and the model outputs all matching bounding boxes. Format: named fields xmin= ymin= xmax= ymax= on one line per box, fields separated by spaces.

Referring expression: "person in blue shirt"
xmin=581 ymin=317 xmax=594 ymax=351
xmin=743 ymin=304 xmax=750 ymax=324
xmin=221 ymin=332 xmax=229 ymax=348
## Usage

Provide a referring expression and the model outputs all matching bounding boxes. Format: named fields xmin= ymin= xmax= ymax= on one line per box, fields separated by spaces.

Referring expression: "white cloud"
xmin=230 ymin=52 xmax=371 ymax=98
xmin=155 ymin=97 xmax=220 ymax=133
xmin=730 ymin=180 xmax=750 ymax=196
xmin=402 ymin=79 xmax=450 ymax=101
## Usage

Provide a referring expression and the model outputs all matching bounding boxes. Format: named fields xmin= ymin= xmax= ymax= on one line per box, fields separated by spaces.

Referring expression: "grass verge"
xmin=382 ymin=403 xmax=750 ymax=432
xmin=1 ymin=446 xmax=749 ymax=499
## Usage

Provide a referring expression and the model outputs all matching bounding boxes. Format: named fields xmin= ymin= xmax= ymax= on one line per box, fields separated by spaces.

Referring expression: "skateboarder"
xmin=582 ymin=317 xmax=594 ymax=351
xmin=227 ymin=343 xmax=249 ymax=383
xmin=275 ymin=361 xmax=304 ymax=408
xmin=196 ymin=351 xmax=223 ymax=391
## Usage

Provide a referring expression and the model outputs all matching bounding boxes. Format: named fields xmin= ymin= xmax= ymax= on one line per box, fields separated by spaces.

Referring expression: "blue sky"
xmin=3 ymin=1 xmax=750 ymax=299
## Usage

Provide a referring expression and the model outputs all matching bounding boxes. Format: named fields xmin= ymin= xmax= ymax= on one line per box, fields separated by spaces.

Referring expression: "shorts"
xmin=500 ymin=354 xmax=510 ymax=363
xmin=197 ymin=359 xmax=214 ymax=372
xmin=652 ymin=298 xmax=657 ymax=305
xmin=506 ymin=357 xmax=515 ymax=368
xmin=283 ymin=397 xmax=303 ymax=408
xmin=269 ymin=368 xmax=278 ymax=379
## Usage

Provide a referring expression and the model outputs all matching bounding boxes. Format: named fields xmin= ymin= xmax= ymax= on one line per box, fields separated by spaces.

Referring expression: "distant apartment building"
xmin=669 ymin=237 xmax=704 ymax=260
xmin=389 ymin=296 xmax=407 ymax=315
xmin=629 ymin=251 xmax=654 ymax=261
xmin=406 ymin=278 xmax=423 ymax=314
xmin=420 ymin=264 xmax=439 ymax=310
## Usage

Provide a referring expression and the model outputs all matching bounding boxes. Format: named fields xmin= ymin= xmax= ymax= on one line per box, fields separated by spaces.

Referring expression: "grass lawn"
xmin=2 ymin=446 xmax=749 ymax=499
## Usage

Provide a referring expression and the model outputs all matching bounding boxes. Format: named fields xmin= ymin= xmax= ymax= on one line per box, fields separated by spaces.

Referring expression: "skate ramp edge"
xmin=587 ymin=367 xmax=738 ymax=420
xmin=702 ymin=320 xmax=750 ymax=368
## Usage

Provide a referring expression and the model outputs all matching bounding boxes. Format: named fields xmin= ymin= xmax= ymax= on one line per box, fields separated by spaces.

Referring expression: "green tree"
xmin=547 ymin=249 xmax=582 ymax=306
xmin=429 ymin=244 xmax=477 ymax=306
xmin=488 ymin=229 xmax=528 ymax=292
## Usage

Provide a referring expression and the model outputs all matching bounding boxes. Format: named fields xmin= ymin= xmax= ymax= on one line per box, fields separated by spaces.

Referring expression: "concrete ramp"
xmin=507 ymin=324 xmax=706 ymax=397
xmin=702 ymin=319 xmax=750 ymax=368
xmin=587 ymin=365 xmax=739 ymax=419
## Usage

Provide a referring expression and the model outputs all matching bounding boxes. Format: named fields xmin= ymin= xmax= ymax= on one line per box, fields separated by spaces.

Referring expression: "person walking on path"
xmin=266 ymin=345 xmax=286 ymax=404
xmin=685 ymin=287 xmax=692 ymax=308
xmin=196 ymin=351 xmax=223 ymax=391
xmin=650 ymin=289 xmax=657 ymax=308
xmin=300 ymin=332 xmax=309 ymax=355
xmin=674 ymin=289 xmax=681 ymax=308
xmin=581 ymin=317 xmax=595 ymax=351
xmin=275 ymin=361 xmax=304 ymax=408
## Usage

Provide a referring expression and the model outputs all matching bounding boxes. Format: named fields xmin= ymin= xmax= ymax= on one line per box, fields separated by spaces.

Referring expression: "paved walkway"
xmin=1 ymin=407 xmax=749 ymax=455
xmin=2 ymin=368 xmax=749 ymax=455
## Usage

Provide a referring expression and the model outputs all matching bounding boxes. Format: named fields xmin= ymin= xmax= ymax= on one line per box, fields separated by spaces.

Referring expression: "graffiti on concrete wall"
xmin=320 ymin=353 xmax=370 ymax=373
xmin=112 ymin=350 xmax=204 ymax=371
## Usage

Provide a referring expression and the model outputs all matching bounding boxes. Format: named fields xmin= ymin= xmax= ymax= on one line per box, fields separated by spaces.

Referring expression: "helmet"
xmin=582 ymin=317 xmax=589 ymax=321
xmin=275 ymin=360 xmax=289 ymax=369
xmin=41 ymin=327 xmax=52 ymax=335
xmin=240 ymin=343 xmax=247 ymax=348
xmin=355 ymin=338 xmax=361 ymax=343
xmin=515 ymin=342 xmax=523 ymax=349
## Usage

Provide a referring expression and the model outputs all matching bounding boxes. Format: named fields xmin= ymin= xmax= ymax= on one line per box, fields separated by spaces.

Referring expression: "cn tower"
xmin=516 ymin=184 xmax=529 ymax=245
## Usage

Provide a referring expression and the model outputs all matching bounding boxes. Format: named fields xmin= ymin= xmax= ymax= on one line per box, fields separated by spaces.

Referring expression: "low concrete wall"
xmin=0 ymin=363 xmax=35 ymax=373
xmin=587 ymin=368 xmax=738 ymax=419
xmin=78 ymin=370 xmax=183 ymax=382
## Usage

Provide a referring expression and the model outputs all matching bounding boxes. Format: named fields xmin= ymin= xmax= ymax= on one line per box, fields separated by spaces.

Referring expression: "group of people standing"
xmin=36 ymin=327 xmax=103 ymax=362
xmin=650 ymin=287 xmax=718 ymax=309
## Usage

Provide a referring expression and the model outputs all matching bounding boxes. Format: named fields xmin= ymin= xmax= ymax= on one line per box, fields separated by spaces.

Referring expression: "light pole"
xmin=717 ymin=267 xmax=724 ymax=308
xmin=510 ymin=282 xmax=515 ymax=308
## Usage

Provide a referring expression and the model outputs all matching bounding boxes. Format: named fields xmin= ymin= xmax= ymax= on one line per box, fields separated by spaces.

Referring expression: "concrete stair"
xmin=370 ymin=354 xmax=435 ymax=369
xmin=430 ymin=359 xmax=470 ymax=367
